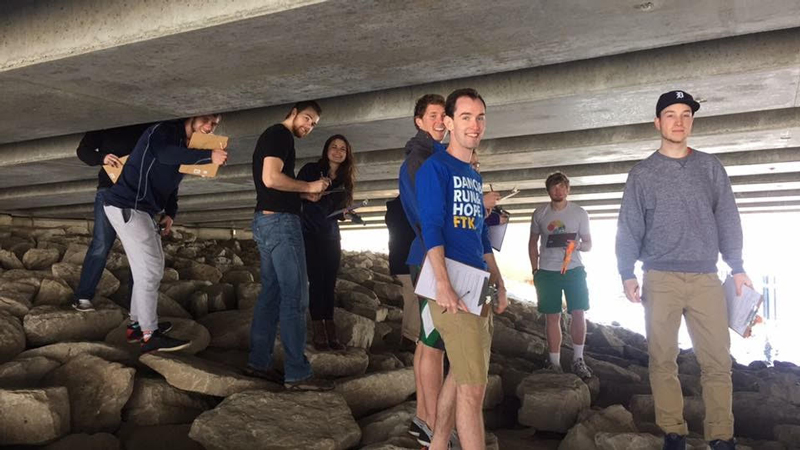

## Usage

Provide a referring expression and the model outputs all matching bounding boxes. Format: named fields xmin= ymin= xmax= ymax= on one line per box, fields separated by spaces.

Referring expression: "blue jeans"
xmin=248 ymin=213 xmax=312 ymax=382
xmin=75 ymin=189 xmax=117 ymax=301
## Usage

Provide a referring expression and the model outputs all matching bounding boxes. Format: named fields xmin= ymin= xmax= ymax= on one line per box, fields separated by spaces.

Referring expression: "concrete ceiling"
xmin=2 ymin=0 xmax=800 ymax=230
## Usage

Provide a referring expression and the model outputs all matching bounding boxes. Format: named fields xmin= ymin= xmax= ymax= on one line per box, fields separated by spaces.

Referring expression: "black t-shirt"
xmin=252 ymin=124 xmax=301 ymax=214
xmin=385 ymin=196 xmax=416 ymax=275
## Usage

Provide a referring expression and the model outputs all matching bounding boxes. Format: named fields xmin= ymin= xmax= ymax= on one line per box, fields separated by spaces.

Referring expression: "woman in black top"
xmin=297 ymin=134 xmax=357 ymax=351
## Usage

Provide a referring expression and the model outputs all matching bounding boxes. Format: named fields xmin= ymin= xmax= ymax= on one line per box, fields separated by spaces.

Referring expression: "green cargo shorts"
xmin=410 ymin=264 xmax=445 ymax=350
xmin=533 ymin=266 xmax=590 ymax=314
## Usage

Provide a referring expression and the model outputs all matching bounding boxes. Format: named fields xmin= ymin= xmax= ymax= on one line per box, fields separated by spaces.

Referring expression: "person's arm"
xmin=262 ymin=157 xmax=327 ymax=194
xmin=615 ymin=172 xmax=646 ymax=302
xmin=577 ymin=209 xmax=592 ymax=252
xmin=164 ymin=188 xmax=178 ymax=220
xmin=528 ymin=210 xmax=540 ymax=273
xmin=76 ymin=131 xmax=106 ymax=166
xmin=712 ymin=160 xmax=752 ymax=294
xmin=147 ymin=124 xmax=215 ymax=166
xmin=484 ymin=251 xmax=508 ymax=314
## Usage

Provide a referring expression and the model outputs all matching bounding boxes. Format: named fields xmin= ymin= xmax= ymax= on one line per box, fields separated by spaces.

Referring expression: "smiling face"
xmin=445 ymin=96 xmax=485 ymax=152
xmin=190 ymin=115 xmax=221 ymax=134
xmin=326 ymin=138 xmax=348 ymax=165
xmin=290 ymin=107 xmax=320 ymax=139
xmin=415 ymin=103 xmax=447 ymax=141
xmin=655 ymin=103 xmax=694 ymax=145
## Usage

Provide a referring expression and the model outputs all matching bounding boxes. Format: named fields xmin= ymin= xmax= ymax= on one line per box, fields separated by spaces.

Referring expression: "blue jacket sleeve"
xmin=164 ymin=187 xmax=178 ymax=219
xmin=416 ymin=160 xmax=447 ymax=250
xmin=148 ymin=125 xmax=213 ymax=166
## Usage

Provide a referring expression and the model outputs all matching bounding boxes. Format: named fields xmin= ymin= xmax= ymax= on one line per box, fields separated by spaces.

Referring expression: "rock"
xmin=157 ymin=292 xmax=192 ymax=318
xmin=774 ymin=424 xmax=800 ymax=449
xmin=2 ymin=269 xmax=48 ymax=283
xmin=385 ymin=305 xmax=403 ymax=322
xmin=187 ymin=290 xmax=209 ymax=318
xmin=339 ymin=266 xmax=373 ymax=285
xmin=358 ymin=401 xmax=417 ymax=446
xmin=0 ymin=249 xmax=24 ymax=270
xmin=368 ymin=353 xmax=405 ymax=372
xmin=492 ymin=320 xmax=547 ymax=361
xmin=117 ymin=423 xmax=203 ymax=450
xmin=22 ymin=248 xmax=61 ymax=270
xmin=336 ymin=278 xmax=379 ymax=299
xmin=198 ymin=310 xmax=252 ymax=350
xmin=203 ymin=283 xmax=236 ymax=312
xmin=596 ymin=379 xmax=651 ymax=408
xmin=484 ymin=374 xmax=504 ymax=410
xmin=139 ymin=352 xmax=280 ymax=397
xmin=340 ymin=289 xmax=388 ymax=322
xmin=178 ymin=263 xmax=222 ymax=283
xmin=0 ymin=312 xmax=25 ymax=363
xmin=733 ymin=391 xmax=800 ymax=440
xmin=162 ymin=267 xmax=180 ymax=282
xmin=17 ymin=341 xmax=135 ymax=366
xmin=23 ymin=304 xmax=125 ymax=346
xmin=275 ymin=346 xmax=369 ymax=378
xmin=586 ymin=357 xmax=641 ymax=384
xmin=516 ymin=372 xmax=591 ymax=432
xmin=371 ymin=281 xmax=404 ymax=306
xmin=0 ymin=387 xmax=71 ymax=445
xmin=236 ymin=282 xmax=260 ymax=309
xmin=189 ymin=390 xmax=361 ymax=450
xmin=221 ymin=269 xmax=254 ymax=285
xmin=0 ymin=355 xmax=61 ymax=388
xmin=594 ymin=432 xmax=662 ymax=450
xmin=559 ymin=405 xmax=637 ymax=450
xmin=33 ymin=278 xmax=74 ymax=306
xmin=0 ymin=280 xmax=36 ymax=317
xmin=759 ymin=372 xmax=800 ymax=406
xmin=61 ymin=243 xmax=88 ymax=265
xmin=333 ymin=307 xmax=375 ymax=349
xmin=196 ymin=347 xmax=249 ymax=369
xmin=335 ymin=367 xmax=415 ymax=418
xmin=51 ymin=263 xmax=120 ymax=297
xmin=106 ymin=317 xmax=210 ymax=355
xmin=42 ymin=432 xmax=121 ymax=450
xmin=42 ymin=353 xmax=135 ymax=433
xmin=122 ymin=376 xmax=217 ymax=426
xmin=159 ymin=280 xmax=212 ymax=305
xmin=629 ymin=395 xmax=705 ymax=435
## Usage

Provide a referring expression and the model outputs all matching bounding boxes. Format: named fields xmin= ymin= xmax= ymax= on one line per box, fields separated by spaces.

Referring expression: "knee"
xmin=457 ymin=385 xmax=486 ymax=407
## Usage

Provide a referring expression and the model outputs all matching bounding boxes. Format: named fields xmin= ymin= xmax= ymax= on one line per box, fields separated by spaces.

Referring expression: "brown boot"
xmin=311 ymin=320 xmax=330 ymax=351
xmin=324 ymin=320 xmax=346 ymax=351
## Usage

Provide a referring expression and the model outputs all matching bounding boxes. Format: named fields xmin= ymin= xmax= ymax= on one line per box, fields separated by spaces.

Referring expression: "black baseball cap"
xmin=656 ymin=90 xmax=700 ymax=117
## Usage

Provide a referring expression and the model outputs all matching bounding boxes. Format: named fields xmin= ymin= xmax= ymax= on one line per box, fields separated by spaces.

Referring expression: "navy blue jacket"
xmin=104 ymin=120 xmax=212 ymax=218
xmin=297 ymin=161 xmax=349 ymax=239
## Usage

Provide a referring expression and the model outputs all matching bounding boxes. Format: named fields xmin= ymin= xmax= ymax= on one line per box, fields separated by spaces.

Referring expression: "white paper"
xmin=723 ymin=275 xmax=762 ymax=337
xmin=326 ymin=199 xmax=368 ymax=218
xmin=488 ymin=223 xmax=508 ymax=251
xmin=414 ymin=255 xmax=490 ymax=315
xmin=497 ymin=187 xmax=520 ymax=204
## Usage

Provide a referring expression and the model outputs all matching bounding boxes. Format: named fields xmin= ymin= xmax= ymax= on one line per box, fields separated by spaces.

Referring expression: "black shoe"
xmin=126 ymin=321 xmax=173 ymax=343
xmin=663 ymin=433 xmax=687 ymax=450
xmin=72 ymin=299 xmax=95 ymax=312
xmin=284 ymin=376 xmax=334 ymax=391
xmin=243 ymin=365 xmax=284 ymax=384
xmin=140 ymin=330 xmax=191 ymax=353
xmin=709 ymin=438 xmax=736 ymax=449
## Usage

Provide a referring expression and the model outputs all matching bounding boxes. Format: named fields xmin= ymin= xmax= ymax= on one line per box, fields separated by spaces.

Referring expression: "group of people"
xmin=70 ymin=86 xmax=750 ymax=450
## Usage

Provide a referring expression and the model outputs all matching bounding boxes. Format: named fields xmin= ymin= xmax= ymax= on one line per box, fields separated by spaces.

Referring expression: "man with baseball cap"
xmin=616 ymin=90 xmax=751 ymax=450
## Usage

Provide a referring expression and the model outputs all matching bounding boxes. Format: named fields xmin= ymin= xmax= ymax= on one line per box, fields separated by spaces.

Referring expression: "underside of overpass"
xmin=2 ymin=0 xmax=800 ymax=231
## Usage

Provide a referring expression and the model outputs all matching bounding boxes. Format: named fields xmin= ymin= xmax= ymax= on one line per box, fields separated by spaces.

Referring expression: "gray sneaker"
xmin=72 ymin=299 xmax=95 ymax=312
xmin=572 ymin=357 xmax=594 ymax=379
xmin=544 ymin=360 xmax=564 ymax=373
xmin=449 ymin=430 xmax=462 ymax=449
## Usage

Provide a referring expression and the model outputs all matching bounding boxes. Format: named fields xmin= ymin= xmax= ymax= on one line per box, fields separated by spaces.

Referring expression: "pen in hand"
xmin=442 ymin=290 xmax=470 ymax=314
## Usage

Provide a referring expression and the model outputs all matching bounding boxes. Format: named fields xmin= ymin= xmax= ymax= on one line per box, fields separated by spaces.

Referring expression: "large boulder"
xmin=0 ymin=311 xmax=25 ymax=363
xmin=160 ymin=280 xmax=212 ymax=305
xmin=275 ymin=346 xmax=369 ymax=378
xmin=629 ymin=395 xmax=705 ymax=435
xmin=139 ymin=352 xmax=280 ymax=397
xmin=178 ymin=263 xmax=222 ymax=283
xmin=221 ymin=270 xmax=254 ymax=286
xmin=484 ymin=374 xmax=504 ymax=410
xmin=732 ymin=391 xmax=800 ymax=440
xmin=338 ymin=266 xmax=373 ymax=285
xmin=335 ymin=367 xmax=416 ymax=418
xmin=61 ymin=243 xmax=89 ymax=265
xmin=774 ymin=424 xmax=800 ymax=449
xmin=198 ymin=310 xmax=252 ymax=350
xmin=371 ymin=281 xmax=404 ymax=307
xmin=333 ymin=307 xmax=375 ymax=349
xmin=340 ymin=289 xmax=388 ymax=322
xmin=235 ymin=282 xmax=260 ymax=310
xmin=51 ymin=263 xmax=120 ymax=297
xmin=42 ymin=432 xmax=121 ymax=450
xmin=23 ymin=304 xmax=125 ymax=346
xmin=23 ymin=248 xmax=61 ymax=270
xmin=586 ymin=324 xmax=626 ymax=357
xmin=122 ymin=376 xmax=217 ymax=426
xmin=0 ymin=387 xmax=71 ymax=445
xmin=0 ymin=249 xmax=24 ymax=270
xmin=189 ymin=390 xmax=361 ymax=450
xmin=559 ymin=405 xmax=638 ymax=450
xmin=517 ymin=372 xmax=591 ymax=432
xmin=202 ymin=283 xmax=236 ymax=312
xmin=594 ymin=432 xmax=662 ymax=450
xmin=42 ymin=353 xmax=135 ymax=433
xmin=358 ymin=401 xmax=417 ymax=447
xmin=492 ymin=320 xmax=547 ymax=361
xmin=33 ymin=278 xmax=74 ymax=306
xmin=759 ymin=371 xmax=800 ymax=406
xmin=0 ymin=280 xmax=37 ymax=317
xmin=157 ymin=292 xmax=192 ymax=319
xmin=0 ymin=355 xmax=62 ymax=388
xmin=17 ymin=341 xmax=135 ymax=366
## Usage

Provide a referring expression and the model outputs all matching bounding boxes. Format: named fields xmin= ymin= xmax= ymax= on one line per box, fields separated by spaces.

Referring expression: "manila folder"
xmin=179 ymin=133 xmax=228 ymax=178
xmin=102 ymin=155 xmax=129 ymax=184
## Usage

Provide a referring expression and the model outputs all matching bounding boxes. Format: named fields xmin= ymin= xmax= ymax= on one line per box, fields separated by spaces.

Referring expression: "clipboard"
xmin=546 ymin=232 xmax=576 ymax=248
xmin=327 ymin=199 xmax=368 ymax=219
xmin=414 ymin=255 xmax=492 ymax=317
xmin=488 ymin=223 xmax=508 ymax=252
xmin=103 ymin=155 xmax=129 ymax=184
xmin=723 ymin=275 xmax=763 ymax=338
xmin=179 ymin=133 xmax=228 ymax=178
xmin=497 ymin=187 xmax=520 ymax=204
xmin=322 ymin=185 xmax=346 ymax=196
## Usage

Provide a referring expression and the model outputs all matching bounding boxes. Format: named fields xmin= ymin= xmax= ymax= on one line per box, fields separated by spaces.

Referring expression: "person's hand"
xmin=159 ymin=215 xmax=174 ymax=237
xmin=484 ymin=191 xmax=501 ymax=210
xmin=211 ymin=149 xmax=228 ymax=165
xmin=494 ymin=284 xmax=508 ymax=314
xmin=499 ymin=215 xmax=509 ymax=225
xmin=623 ymin=278 xmax=641 ymax=303
xmin=103 ymin=154 xmax=122 ymax=168
xmin=733 ymin=272 xmax=753 ymax=296
xmin=300 ymin=192 xmax=322 ymax=202
xmin=307 ymin=178 xmax=330 ymax=194
xmin=436 ymin=283 xmax=468 ymax=314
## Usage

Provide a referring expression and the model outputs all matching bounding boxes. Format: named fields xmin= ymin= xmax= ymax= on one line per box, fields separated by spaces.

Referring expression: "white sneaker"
xmin=72 ymin=299 xmax=95 ymax=312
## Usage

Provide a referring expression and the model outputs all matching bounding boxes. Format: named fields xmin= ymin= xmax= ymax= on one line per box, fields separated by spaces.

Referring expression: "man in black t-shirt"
xmin=246 ymin=101 xmax=334 ymax=391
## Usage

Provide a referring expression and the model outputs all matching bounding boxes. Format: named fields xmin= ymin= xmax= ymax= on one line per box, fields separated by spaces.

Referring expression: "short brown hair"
xmin=445 ymin=88 xmax=486 ymax=118
xmin=287 ymin=100 xmax=322 ymax=118
xmin=545 ymin=172 xmax=570 ymax=192
xmin=413 ymin=94 xmax=445 ymax=129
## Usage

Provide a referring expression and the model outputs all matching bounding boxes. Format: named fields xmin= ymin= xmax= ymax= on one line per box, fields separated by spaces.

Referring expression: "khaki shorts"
xmin=429 ymin=301 xmax=493 ymax=385
xmin=398 ymin=274 xmax=421 ymax=342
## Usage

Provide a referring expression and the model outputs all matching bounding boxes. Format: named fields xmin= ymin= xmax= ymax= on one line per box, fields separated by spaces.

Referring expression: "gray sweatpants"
xmin=103 ymin=205 xmax=164 ymax=332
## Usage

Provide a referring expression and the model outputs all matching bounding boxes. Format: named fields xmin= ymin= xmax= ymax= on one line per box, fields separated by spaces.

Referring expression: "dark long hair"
xmin=319 ymin=134 xmax=356 ymax=207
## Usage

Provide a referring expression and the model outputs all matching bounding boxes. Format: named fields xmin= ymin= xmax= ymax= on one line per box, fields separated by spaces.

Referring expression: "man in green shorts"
xmin=528 ymin=172 xmax=593 ymax=378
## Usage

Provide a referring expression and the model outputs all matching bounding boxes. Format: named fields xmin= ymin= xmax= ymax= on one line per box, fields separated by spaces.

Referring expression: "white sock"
xmin=573 ymin=344 xmax=585 ymax=361
xmin=549 ymin=352 xmax=561 ymax=367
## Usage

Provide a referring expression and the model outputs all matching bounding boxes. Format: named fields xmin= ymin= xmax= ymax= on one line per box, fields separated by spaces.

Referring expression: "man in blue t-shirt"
xmin=416 ymin=88 xmax=508 ymax=450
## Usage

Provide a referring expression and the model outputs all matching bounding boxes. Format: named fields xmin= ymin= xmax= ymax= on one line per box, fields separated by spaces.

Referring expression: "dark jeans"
xmin=304 ymin=234 xmax=341 ymax=321
xmin=75 ymin=189 xmax=117 ymax=300
xmin=248 ymin=213 xmax=312 ymax=383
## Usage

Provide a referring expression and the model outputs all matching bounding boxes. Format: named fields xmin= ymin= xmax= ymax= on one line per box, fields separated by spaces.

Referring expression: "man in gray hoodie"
xmin=615 ymin=90 xmax=752 ymax=450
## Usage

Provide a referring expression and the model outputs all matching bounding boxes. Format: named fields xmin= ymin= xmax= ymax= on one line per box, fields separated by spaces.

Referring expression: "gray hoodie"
xmin=615 ymin=149 xmax=744 ymax=281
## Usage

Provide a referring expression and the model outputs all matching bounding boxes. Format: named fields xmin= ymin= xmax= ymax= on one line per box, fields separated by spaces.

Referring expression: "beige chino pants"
xmin=642 ymin=270 xmax=733 ymax=440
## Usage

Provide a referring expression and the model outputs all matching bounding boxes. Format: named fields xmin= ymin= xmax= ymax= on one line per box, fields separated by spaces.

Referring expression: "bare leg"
xmin=546 ymin=313 xmax=563 ymax=352
xmin=429 ymin=372 xmax=457 ymax=450
xmin=570 ymin=309 xmax=586 ymax=346
xmin=413 ymin=342 xmax=425 ymax=421
xmin=454 ymin=383 xmax=487 ymax=450
xmin=419 ymin=345 xmax=445 ymax=428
